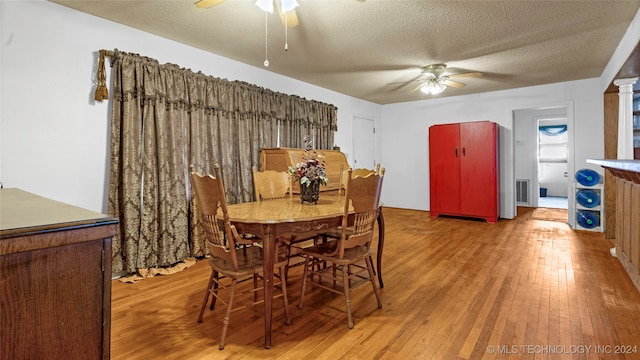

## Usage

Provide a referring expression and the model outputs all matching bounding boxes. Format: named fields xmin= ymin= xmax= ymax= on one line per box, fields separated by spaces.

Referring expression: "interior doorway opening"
xmin=513 ymin=105 xmax=571 ymax=213
xmin=537 ymin=118 xmax=568 ymax=209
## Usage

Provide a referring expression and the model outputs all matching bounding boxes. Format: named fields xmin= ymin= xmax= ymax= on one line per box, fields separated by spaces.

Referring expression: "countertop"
xmin=586 ymin=159 xmax=640 ymax=173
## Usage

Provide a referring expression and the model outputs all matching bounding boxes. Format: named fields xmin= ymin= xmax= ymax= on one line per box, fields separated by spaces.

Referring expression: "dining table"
xmin=221 ymin=195 xmax=385 ymax=349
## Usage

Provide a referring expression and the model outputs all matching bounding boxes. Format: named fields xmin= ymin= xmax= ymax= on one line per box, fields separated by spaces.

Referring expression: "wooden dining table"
xmin=221 ymin=195 xmax=385 ymax=349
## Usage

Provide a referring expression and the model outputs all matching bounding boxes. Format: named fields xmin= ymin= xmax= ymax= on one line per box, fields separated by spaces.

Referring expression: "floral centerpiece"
xmin=288 ymin=136 xmax=328 ymax=203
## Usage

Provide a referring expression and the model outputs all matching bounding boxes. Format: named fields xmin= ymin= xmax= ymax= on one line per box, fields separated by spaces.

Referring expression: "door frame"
xmin=508 ymin=100 xmax=575 ymax=219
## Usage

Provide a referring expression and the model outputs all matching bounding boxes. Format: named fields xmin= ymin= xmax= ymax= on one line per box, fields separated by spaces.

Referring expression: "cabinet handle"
xmin=462 ymin=147 xmax=466 ymax=156
xmin=455 ymin=147 xmax=458 ymax=157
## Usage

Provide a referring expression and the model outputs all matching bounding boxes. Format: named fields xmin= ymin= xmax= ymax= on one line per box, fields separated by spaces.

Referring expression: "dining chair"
xmin=252 ymin=166 xmax=318 ymax=280
xmin=190 ymin=164 xmax=291 ymax=350
xmin=252 ymin=166 xmax=292 ymax=201
xmin=325 ymin=163 xmax=382 ymax=240
xmin=297 ymin=168 xmax=385 ymax=329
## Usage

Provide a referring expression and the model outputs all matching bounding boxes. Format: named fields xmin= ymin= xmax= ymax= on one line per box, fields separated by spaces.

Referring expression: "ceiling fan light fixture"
xmin=421 ymin=79 xmax=446 ymax=95
xmin=255 ymin=0 xmax=274 ymax=13
xmin=257 ymin=0 xmax=298 ymax=14
xmin=280 ymin=0 xmax=299 ymax=13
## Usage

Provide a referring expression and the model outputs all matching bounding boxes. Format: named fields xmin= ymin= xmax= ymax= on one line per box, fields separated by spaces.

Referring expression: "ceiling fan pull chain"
xmin=284 ymin=13 xmax=289 ymax=51
xmin=264 ymin=11 xmax=269 ymax=67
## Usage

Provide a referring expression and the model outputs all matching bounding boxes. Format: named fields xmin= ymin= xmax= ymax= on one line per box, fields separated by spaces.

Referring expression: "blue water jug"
xmin=575 ymin=169 xmax=600 ymax=186
xmin=576 ymin=189 xmax=600 ymax=208
xmin=576 ymin=210 xmax=600 ymax=229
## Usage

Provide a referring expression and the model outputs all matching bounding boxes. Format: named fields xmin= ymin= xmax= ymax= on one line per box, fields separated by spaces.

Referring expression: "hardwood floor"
xmin=111 ymin=207 xmax=640 ymax=359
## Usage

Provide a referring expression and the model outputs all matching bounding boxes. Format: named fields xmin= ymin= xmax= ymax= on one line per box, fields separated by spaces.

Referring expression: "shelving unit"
xmin=571 ymin=181 xmax=605 ymax=232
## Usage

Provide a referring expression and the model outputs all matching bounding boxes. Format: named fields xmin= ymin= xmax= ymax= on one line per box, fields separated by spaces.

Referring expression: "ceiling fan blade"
xmin=409 ymin=83 xmax=425 ymax=94
xmin=443 ymin=79 xmax=466 ymax=88
xmin=386 ymin=78 xmax=426 ymax=86
xmin=278 ymin=9 xmax=299 ymax=27
xmin=274 ymin=0 xmax=300 ymax=28
xmin=194 ymin=0 xmax=225 ymax=9
xmin=447 ymin=72 xmax=483 ymax=79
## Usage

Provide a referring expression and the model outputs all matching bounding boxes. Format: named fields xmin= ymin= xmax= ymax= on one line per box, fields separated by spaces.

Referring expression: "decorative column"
xmin=613 ymin=77 xmax=638 ymax=159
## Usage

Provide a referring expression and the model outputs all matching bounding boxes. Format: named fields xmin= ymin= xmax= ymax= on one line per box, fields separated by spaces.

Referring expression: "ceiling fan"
xmin=195 ymin=0 xmax=366 ymax=66
xmin=195 ymin=0 xmax=366 ymax=28
xmin=393 ymin=64 xmax=483 ymax=95
xmin=195 ymin=0 xmax=301 ymax=27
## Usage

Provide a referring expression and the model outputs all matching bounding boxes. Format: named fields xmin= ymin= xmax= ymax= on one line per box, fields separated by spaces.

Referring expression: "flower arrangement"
xmin=288 ymin=136 xmax=328 ymax=187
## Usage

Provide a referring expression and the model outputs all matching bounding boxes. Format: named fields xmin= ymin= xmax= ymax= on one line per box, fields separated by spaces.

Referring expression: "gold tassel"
xmin=94 ymin=50 xmax=109 ymax=101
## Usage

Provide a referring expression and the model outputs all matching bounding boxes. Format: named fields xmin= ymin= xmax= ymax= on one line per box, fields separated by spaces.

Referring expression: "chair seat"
xmin=319 ymin=227 xmax=353 ymax=240
xmin=298 ymin=241 xmax=372 ymax=265
xmin=276 ymin=234 xmax=319 ymax=281
xmin=208 ymin=246 xmax=288 ymax=277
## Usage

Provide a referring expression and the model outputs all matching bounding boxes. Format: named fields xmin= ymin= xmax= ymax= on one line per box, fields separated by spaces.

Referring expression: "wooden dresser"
xmin=0 ymin=189 xmax=118 ymax=360
xmin=260 ymin=147 xmax=349 ymax=194
xmin=588 ymin=160 xmax=640 ymax=292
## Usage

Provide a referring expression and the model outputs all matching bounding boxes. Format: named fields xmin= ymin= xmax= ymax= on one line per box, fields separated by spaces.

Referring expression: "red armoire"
xmin=429 ymin=121 xmax=499 ymax=223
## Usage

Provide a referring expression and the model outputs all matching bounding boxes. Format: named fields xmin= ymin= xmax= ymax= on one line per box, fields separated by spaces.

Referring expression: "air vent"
xmin=516 ymin=179 xmax=529 ymax=204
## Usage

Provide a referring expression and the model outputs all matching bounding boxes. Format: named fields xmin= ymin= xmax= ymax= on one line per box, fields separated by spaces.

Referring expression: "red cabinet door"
xmin=459 ymin=121 xmax=498 ymax=220
xmin=429 ymin=123 xmax=461 ymax=217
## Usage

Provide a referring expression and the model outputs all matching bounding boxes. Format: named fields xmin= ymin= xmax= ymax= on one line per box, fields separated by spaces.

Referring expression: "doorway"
xmin=513 ymin=106 xmax=570 ymax=210
xmin=537 ymin=118 xmax=568 ymax=209
xmin=352 ymin=116 xmax=376 ymax=169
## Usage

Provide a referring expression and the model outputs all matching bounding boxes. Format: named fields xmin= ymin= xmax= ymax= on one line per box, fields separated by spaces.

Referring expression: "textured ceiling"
xmin=50 ymin=0 xmax=640 ymax=104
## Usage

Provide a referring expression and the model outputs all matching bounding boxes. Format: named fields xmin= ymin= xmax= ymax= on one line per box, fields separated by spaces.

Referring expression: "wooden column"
xmin=613 ymin=78 xmax=638 ymax=160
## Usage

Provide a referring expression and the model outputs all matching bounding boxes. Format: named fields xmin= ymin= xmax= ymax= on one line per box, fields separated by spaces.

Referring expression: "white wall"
xmin=0 ymin=0 xmax=378 ymax=212
xmin=380 ymin=79 xmax=604 ymax=219
xmin=2 ymin=1 xmax=638 ymax=220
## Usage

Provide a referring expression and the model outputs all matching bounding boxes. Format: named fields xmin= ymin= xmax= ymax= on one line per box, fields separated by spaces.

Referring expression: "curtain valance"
xmin=110 ymin=50 xmax=337 ymax=128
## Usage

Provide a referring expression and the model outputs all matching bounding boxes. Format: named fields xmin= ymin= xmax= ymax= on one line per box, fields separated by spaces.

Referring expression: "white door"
xmin=353 ymin=116 xmax=376 ymax=169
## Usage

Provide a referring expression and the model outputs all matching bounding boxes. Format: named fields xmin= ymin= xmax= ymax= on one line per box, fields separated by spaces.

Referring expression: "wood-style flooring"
xmin=111 ymin=207 xmax=640 ymax=359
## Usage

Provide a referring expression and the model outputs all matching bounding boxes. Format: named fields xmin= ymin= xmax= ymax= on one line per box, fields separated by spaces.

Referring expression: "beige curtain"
xmin=108 ymin=50 xmax=337 ymax=274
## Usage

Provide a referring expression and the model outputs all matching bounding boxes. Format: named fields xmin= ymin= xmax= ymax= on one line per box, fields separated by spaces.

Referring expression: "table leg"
xmin=376 ymin=206 xmax=385 ymax=288
xmin=262 ymin=226 xmax=275 ymax=349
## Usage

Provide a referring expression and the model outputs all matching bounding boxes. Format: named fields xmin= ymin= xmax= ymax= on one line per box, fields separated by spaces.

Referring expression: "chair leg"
xmin=366 ymin=257 xmax=383 ymax=308
xmin=198 ymin=270 xmax=215 ymax=322
xmin=219 ymin=279 xmax=237 ymax=350
xmin=279 ymin=265 xmax=291 ymax=325
xmin=210 ymin=270 xmax=219 ymax=310
xmin=342 ymin=265 xmax=354 ymax=329
xmin=332 ymin=263 xmax=337 ymax=287
xmin=298 ymin=255 xmax=310 ymax=309
xmin=284 ymin=245 xmax=291 ymax=283
xmin=253 ymin=273 xmax=259 ymax=302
